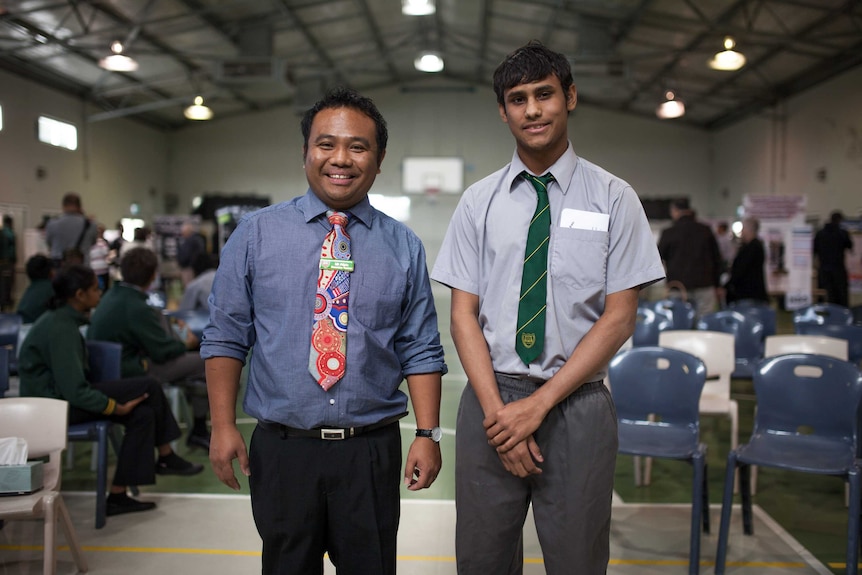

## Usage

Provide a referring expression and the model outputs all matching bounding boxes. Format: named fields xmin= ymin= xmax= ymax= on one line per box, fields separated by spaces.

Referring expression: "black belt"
xmin=257 ymin=412 xmax=407 ymax=440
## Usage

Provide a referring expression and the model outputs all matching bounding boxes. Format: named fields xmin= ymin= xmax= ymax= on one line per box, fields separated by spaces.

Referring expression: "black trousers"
xmin=249 ymin=422 xmax=402 ymax=575
xmin=69 ymin=376 xmax=181 ymax=487
xmin=818 ymin=268 xmax=849 ymax=307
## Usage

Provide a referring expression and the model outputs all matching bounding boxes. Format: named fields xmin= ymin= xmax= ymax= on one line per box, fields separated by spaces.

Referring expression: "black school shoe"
xmin=155 ymin=452 xmax=205 ymax=476
xmin=186 ymin=433 xmax=211 ymax=452
xmin=106 ymin=493 xmax=157 ymax=517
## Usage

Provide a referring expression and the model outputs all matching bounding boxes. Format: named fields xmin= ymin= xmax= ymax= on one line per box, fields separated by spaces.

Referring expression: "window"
xmin=37 ymin=115 xmax=77 ymax=150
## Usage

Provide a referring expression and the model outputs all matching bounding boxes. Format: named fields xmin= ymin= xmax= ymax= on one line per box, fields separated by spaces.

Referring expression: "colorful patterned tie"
xmin=309 ymin=211 xmax=352 ymax=390
xmin=516 ymin=172 xmax=554 ymax=365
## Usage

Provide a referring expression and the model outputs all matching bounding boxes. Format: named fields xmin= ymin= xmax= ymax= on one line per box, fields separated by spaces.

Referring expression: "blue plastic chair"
xmin=609 ymin=346 xmax=709 ymax=575
xmin=0 ymin=312 xmax=22 ymax=375
xmin=728 ymin=300 xmax=777 ymax=337
xmin=653 ymin=298 xmax=696 ymax=330
xmin=697 ymin=310 xmax=764 ymax=378
xmin=793 ymin=303 xmax=853 ymax=327
xmin=66 ymin=340 xmax=124 ymax=529
xmin=0 ymin=348 xmax=8 ymax=397
xmin=795 ymin=323 xmax=862 ymax=366
xmin=632 ymin=305 xmax=671 ymax=347
xmin=715 ymin=354 xmax=862 ymax=575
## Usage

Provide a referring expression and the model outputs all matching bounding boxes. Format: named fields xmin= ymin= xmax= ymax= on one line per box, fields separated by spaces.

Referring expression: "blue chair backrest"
xmin=653 ymin=299 xmax=696 ymax=330
xmin=632 ymin=305 xmax=671 ymax=347
xmin=609 ymin=346 xmax=706 ymax=427
xmin=795 ymin=323 xmax=862 ymax=365
xmin=0 ymin=313 xmax=22 ymax=368
xmin=86 ymin=340 xmax=122 ymax=383
xmin=793 ymin=303 xmax=853 ymax=327
xmin=752 ymin=354 xmax=862 ymax=447
xmin=728 ymin=300 xmax=777 ymax=337
xmin=698 ymin=310 xmax=765 ymax=362
xmin=0 ymin=348 xmax=8 ymax=397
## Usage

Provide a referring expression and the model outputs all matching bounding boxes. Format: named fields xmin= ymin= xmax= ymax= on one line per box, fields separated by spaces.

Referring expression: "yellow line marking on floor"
xmin=0 ymin=545 xmax=813 ymax=567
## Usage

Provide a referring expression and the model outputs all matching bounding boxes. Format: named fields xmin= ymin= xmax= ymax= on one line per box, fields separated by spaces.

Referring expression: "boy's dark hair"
xmin=120 ymin=247 xmax=158 ymax=287
xmin=49 ymin=264 xmax=95 ymax=309
xmin=493 ymin=40 xmax=574 ymax=107
xmin=300 ymin=87 xmax=388 ymax=165
xmin=26 ymin=254 xmax=53 ymax=280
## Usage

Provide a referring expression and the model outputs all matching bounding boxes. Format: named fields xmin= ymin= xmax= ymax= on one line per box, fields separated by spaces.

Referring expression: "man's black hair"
xmin=25 ymin=254 xmax=53 ymax=280
xmin=300 ymin=87 xmax=388 ymax=165
xmin=493 ymin=40 xmax=574 ymax=107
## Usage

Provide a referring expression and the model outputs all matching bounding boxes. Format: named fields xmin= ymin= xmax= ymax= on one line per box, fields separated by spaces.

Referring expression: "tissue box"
xmin=0 ymin=462 xmax=44 ymax=494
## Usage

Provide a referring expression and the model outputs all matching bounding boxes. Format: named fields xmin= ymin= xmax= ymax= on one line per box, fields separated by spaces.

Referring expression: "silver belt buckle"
xmin=320 ymin=428 xmax=346 ymax=440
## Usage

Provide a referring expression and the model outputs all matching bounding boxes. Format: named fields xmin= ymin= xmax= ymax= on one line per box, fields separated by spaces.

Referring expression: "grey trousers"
xmin=147 ymin=351 xmax=209 ymax=418
xmin=455 ymin=375 xmax=618 ymax=575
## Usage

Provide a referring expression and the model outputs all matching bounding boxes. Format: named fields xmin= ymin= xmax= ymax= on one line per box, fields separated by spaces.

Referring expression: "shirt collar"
xmin=300 ymin=189 xmax=373 ymax=228
xmin=504 ymin=141 xmax=579 ymax=196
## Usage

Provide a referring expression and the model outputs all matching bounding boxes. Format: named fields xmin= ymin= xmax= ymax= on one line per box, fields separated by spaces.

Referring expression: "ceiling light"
xmin=656 ymin=90 xmax=685 ymax=119
xmin=184 ymin=96 xmax=213 ymax=121
xmin=414 ymin=51 xmax=444 ymax=73
xmin=98 ymin=40 xmax=139 ymax=72
xmin=402 ymin=0 xmax=435 ymax=16
xmin=709 ymin=36 xmax=746 ymax=71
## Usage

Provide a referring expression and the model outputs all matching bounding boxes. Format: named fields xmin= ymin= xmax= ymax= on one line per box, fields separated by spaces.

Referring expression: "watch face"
xmin=431 ymin=427 xmax=443 ymax=442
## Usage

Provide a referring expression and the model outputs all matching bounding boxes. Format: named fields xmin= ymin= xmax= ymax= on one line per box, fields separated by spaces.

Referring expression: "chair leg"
xmin=58 ymin=497 xmax=88 ymax=573
xmin=689 ymin=453 xmax=705 ymax=575
xmin=714 ymin=451 xmax=739 ymax=575
xmin=633 ymin=456 xmax=642 ymax=487
xmin=846 ymin=468 xmax=860 ymax=575
xmin=740 ymin=463 xmax=753 ymax=535
xmin=702 ymin=459 xmax=710 ymax=535
xmin=42 ymin=495 xmax=57 ymax=575
xmin=95 ymin=423 xmax=109 ymax=529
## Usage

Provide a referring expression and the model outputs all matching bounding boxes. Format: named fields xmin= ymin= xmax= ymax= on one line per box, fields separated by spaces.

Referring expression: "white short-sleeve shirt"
xmin=431 ymin=143 xmax=665 ymax=381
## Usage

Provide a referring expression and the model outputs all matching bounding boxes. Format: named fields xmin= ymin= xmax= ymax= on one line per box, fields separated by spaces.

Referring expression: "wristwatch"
xmin=416 ymin=427 xmax=442 ymax=443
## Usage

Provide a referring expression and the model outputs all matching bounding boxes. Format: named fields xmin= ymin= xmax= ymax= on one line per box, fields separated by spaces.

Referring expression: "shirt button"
xmin=329 ymin=399 xmax=335 ymax=405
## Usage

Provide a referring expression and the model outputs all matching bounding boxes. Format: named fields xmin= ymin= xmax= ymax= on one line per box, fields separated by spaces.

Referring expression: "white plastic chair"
xmin=764 ymin=334 xmax=848 ymax=361
xmin=657 ymin=330 xmax=738 ymax=490
xmin=0 ymin=397 xmax=88 ymax=574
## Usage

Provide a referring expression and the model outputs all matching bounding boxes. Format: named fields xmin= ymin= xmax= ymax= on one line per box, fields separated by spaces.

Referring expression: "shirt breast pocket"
xmin=551 ymin=227 xmax=609 ymax=290
xmin=351 ymin=271 xmax=405 ymax=330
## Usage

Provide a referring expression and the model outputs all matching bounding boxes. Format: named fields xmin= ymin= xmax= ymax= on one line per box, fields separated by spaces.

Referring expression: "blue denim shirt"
xmin=200 ymin=190 xmax=447 ymax=428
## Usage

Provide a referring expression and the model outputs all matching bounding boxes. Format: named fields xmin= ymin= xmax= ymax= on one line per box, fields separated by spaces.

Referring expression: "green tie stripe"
xmin=516 ymin=171 xmax=554 ymax=365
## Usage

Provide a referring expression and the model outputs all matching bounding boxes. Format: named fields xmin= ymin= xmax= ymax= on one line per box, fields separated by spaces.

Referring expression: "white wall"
xmin=168 ymin=78 xmax=711 ymax=215
xmin=0 ymin=69 xmax=169 ymax=230
xmin=712 ymin=65 xmax=862 ymax=222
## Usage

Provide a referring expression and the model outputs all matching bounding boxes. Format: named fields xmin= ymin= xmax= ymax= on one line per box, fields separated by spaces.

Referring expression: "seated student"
xmin=177 ymin=252 xmax=217 ymax=313
xmin=18 ymin=265 xmax=202 ymax=517
xmin=88 ymin=247 xmax=211 ymax=451
xmin=16 ymin=254 xmax=54 ymax=323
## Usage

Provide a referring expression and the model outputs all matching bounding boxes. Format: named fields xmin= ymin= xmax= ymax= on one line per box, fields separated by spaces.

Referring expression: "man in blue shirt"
xmin=201 ymin=88 xmax=446 ymax=575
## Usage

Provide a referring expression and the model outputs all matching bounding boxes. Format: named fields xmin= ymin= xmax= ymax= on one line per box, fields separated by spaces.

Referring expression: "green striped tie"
xmin=516 ymin=171 xmax=554 ymax=365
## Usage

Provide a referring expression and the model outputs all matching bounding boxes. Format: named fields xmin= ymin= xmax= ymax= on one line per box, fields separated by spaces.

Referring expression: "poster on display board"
xmin=742 ymin=195 xmax=812 ymax=310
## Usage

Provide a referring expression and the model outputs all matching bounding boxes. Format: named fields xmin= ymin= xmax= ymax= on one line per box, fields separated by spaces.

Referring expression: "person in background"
xmin=724 ymin=217 xmax=768 ymax=304
xmin=45 ymin=192 xmax=98 ymax=267
xmin=177 ymin=221 xmax=207 ymax=287
xmin=16 ymin=254 xmax=54 ymax=324
xmin=813 ymin=210 xmax=853 ymax=306
xmin=431 ymin=41 xmax=664 ymax=574
xmin=89 ymin=222 xmax=111 ymax=292
xmin=18 ymin=264 xmax=203 ymax=517
xmin=201 ymin=88 xmax=446 ymax=575
xmin=0 ymin=214 xmax=17 ymax=312
xmin=658 ymin=198 xmax=723 ymax=317
xmin=178 ymin=252 xmax=217 ymax=313
xmin=88 ymin=247 xmax=212 ymax=451
xmin=715 ymin=221 xmax=737 ymax=276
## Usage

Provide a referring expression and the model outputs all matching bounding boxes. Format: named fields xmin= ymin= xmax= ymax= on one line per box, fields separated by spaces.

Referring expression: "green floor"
xmin=60 ymin=306 xmax=854 ymax=574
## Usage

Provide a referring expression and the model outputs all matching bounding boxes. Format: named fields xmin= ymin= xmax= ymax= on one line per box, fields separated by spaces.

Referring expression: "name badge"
xmin=319 ymin=258 xmax=355 ymax=272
